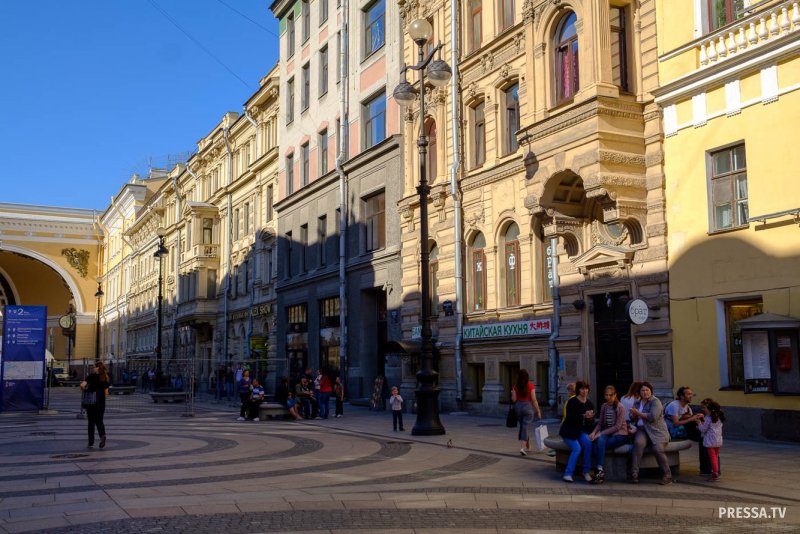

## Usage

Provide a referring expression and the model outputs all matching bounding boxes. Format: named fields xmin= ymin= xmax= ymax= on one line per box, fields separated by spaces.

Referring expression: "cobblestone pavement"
xmin=0 ymin=389 xmax=796 ymax=533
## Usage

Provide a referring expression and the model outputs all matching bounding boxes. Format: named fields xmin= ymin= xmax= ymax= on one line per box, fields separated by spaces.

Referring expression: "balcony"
xmin=699 ymin=1 xmax=800 ymax=67
xmin=180 ymin=243 xmax=220 ymax=270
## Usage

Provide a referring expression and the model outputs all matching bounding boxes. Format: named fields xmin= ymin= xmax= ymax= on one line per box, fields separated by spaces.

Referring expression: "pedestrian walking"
xmin=81 ymin=361 xmax=110 ymax=449
xmin=389 ymin=386 xmax=404 ymax=431
xmin=511 ymin=369 xmax=542 ymax=456
xmin=237 ymin=370 xmax=252 ymax=421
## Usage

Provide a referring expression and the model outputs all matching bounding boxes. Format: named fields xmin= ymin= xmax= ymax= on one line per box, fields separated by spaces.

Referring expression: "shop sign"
xmin=230 ymin=304 xmax=272 ymax=322
xmin=463 ymin=318 xmax=552 ymax=340
xmin=626 ymin=299 xmax=649 ymax=325
xmin=249 ymin=336 xmax=268 ymax=352
xmin=743 ymin=330 xmax=772 ymax=393
xmin=411 ymin=326 xmax=421 ymax=340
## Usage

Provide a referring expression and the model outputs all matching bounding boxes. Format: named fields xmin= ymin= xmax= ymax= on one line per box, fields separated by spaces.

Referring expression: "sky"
xmin=0 ymin=0 xmax=280 ymax=211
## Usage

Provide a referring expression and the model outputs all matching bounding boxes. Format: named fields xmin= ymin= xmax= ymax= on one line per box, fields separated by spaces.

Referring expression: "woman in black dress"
xmin=81 ymin=361 xmax=110 ymax=449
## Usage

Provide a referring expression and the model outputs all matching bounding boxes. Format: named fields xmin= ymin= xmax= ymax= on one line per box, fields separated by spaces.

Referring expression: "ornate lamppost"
xmin=153 ymin=227 xmax=168 ymax=388
xmin=94 ymin=280 xmax=103 ymax=361
xmin=393 ymin=18 xmax=452 ymax=436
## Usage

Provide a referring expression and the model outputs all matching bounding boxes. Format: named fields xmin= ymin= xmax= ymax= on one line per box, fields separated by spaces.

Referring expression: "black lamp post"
xmin=94 ymin=280 xmax=104 ymax=361
xmin=153 ymin=227 xmax=168 ymax=388
xmin=393 ymin=18 xmax=451 ymax=436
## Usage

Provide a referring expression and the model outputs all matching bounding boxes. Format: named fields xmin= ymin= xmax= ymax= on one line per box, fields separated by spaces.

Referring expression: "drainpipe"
xmin=223 ymin=127 xmax=234 ymax=366
xmin=548 ymin=237 xmax=560 ymax=409
xmin=170 ymin=173 xmax=185 ymax=360
xmin=335 ymin=0 xmax=349 ymax=389
xmin=243 ymin=106 xmax=260 ymax=161
xmin=449 ymin=0 xmax=464 ymax=406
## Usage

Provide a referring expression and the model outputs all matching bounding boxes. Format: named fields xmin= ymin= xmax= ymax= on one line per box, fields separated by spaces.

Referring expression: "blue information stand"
xmin=1 ymin=305 xmax=47 ymax=412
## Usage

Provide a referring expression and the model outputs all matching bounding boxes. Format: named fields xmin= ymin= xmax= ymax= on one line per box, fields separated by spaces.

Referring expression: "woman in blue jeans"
xmin=588 ymin=385 xmax=629 ymax=484
xmin=558 ymin=380 xmax=595 ymax=482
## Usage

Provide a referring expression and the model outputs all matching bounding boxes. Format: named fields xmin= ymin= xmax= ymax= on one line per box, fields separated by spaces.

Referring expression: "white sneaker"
xmin=520 ymin=449 xmax=527 ymax=456
xmin=563 ymin=475 xmax=574 ymax=483
xmin=236 ymin=417 xmax=245 ymax=421
xmin=253 ymin=417 xmax=259 ymax=422
xmin=584 ymin=473 xmax=593 ymax=482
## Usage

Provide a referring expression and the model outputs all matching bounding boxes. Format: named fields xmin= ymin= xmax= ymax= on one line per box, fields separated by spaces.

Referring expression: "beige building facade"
xmin=398 ymin=0 xmax=671 ymax=413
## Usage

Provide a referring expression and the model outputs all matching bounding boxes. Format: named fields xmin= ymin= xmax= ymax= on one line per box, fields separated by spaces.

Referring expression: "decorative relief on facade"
xmin=61 ymin=248 xmax=90 ymax=278
xmin=499 ymin=63 xmax=510 ymax=80
xmin=481 ymin=53 xmax=495 ymax=73
xmin=564 ymin=359 xmax=578 ymax=377
xmin=466 ymin=211 xmax=485 ymax=229
xmin=523 ymin=0 xmax=536 ymax=24
xmin=645 ymin=355 xmax=664 ymax=378
xmin=599 ymin=150 xmax=646 ymax=168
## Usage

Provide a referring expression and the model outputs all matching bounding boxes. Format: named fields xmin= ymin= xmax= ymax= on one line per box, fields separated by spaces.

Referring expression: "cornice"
xmin=461 ymin=158 xmax=526 ymax=193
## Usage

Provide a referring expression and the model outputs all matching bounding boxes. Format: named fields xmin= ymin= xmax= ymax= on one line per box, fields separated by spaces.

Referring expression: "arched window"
xmin=501 ymin=223 xmax=521 ymax=306
xmin=555 ymin=12 xmax=579 ymax=103
xmin=469 ymin=233 xmax=487 ymax=311
xmin=429 ymin=243 xmax=439 ymax=316
xmin=426 ymin=119 xmax=438 ymax=183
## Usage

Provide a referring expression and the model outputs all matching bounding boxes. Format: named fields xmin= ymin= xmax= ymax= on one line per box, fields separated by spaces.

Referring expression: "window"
xmin=709 ymin=144 xmax=748 ymax=231
xmin=287 ymin=78 xmax=295 ymax=123
xmin=319 ymin=46 xmax=329 ymax=96
xmin=469 ymin=233 xmax=486 ymax=311
xmin=318 ymin=215 xmax=328 ymax=267
xmin=505 ymin=84 xmax=520 ymax=153
xmin=469 ymin=0 xmax=482 ymax=52
xmin=501 ymin=0 xmax=515 ymax=30
xmin=502 ymin=223 xmax=521 ymax=306
xmin=319 ymin=129 xmax=329 ymax=175
xmin=244 ymin=202 xmax=250 ymax=235
xmin=473 ymin=102 xmax=486 ymax=167
xmin=302 ymin=0 xmax=310 ymax=42
xmin=301 ymin=143 xmax=310 ymax=186
xmin=364 ymin=0 xmax=385 ymax=57
xmin=725 ymin=299 xmax=763 ymax=387
xmin=429 ymin=243 xmax=439 ymax=315
xmin=426 ymin=119 xmax=437 ymax=183
xmin=556 ymin=12 xmax=579 ymax=103
xmin=364 ymin=92 xmax=386 ymax=149
xmin=301 ymin=63 xmax=310 ymax=111
xmin=300 ymin=224 xmax=308 ymax=272
xmin=267 ymin=185 xmax=274 ymax=221
xmin=234 ymin=208 xmax=240 ymax=240
xmin=610 ymin=7 xmax=629 ymax=92
xmin=319 ymin=297 xmax=341 ymax=369
xmin=708 ymin=0 xmax=745 ymax=32
xmin=287 ymin=13 xmax=296 ymax=57
xmin=365 ymin=191 xmax=385 ymax=251
xmin=285 ymin=231 xmax=293 ymax=277
xmin=320 ymin=0 xmax=328 ymax=24
xmin=202 ymin=218 xmax=213 ymax=244
xmin=286 ymin=154 xmax=295 ymax=195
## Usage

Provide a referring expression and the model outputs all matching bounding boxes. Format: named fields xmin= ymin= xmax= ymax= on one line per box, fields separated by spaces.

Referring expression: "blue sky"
xmin=0 ymin=0 xmax=279 ymax=210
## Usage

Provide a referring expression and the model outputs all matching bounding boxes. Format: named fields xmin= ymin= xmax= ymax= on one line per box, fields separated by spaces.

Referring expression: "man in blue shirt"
xmin=247 ymin=378 xmax=265 ymax=421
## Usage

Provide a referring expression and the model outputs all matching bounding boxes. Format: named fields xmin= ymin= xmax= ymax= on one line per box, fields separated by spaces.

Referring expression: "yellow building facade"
xmin=656 ymin=0 xmax=800 ymax=440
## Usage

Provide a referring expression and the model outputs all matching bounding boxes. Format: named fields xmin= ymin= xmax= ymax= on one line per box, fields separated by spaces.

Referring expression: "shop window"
xmin=555 ymin=12 xmax=579 ymax=103
xmin=287 ymin=304 xmax=308 ymax=380
xmin=723 ymin=298 xmax=763 ymax=387
xmin=709 ymin=143 xmax=748 ymax=232
xmin=320 ymin=297 xmax=341 ymax=371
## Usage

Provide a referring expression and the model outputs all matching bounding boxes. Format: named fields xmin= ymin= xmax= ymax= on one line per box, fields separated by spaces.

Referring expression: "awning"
xmin=737 ymin=313 xmax=800 ymax=330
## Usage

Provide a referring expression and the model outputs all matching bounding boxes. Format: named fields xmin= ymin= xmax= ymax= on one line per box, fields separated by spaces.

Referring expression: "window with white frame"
xmin=709 ymin=143 xmax=748 ymax=231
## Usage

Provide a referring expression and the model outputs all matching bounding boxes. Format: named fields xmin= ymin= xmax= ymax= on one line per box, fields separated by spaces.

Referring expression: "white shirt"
xmin=664 ymin=400 xmax=691 ymax=427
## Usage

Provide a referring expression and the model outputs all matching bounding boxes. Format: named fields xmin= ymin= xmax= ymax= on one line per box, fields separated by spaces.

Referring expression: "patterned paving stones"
xmin=0 ymin=388 xmax=797 ymax=533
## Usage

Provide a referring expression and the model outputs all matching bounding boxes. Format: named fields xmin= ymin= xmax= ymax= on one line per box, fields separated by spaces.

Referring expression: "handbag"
xmin=534 ymin=424 xmax=549 ymax=451
xmin=505 ymin=406 xmax=518 ymax=428
xmin=82 ymin=390 xmax=97 ymax=407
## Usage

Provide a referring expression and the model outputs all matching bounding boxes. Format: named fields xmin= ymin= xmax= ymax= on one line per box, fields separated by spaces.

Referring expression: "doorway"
xmin=592 ymin=291 xmax=633 ymax=408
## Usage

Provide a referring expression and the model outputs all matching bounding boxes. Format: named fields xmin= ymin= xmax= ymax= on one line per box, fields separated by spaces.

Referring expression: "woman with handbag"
xmin=511 ymin=369 xmax=542 ymax=456
xmin=80 ymin=361 xmax=110 ymax=449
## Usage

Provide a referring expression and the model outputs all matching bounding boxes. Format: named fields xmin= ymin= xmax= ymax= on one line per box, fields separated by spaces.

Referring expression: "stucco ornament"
xmin=61 ymin=248 xmax=90 ymax=278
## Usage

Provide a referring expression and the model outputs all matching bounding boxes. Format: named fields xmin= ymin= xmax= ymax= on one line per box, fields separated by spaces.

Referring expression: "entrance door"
xmin=593 ymin=292 xmax=633 ymax=408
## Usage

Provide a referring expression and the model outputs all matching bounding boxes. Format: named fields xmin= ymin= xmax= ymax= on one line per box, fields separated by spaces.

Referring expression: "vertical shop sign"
xmin=1 ymin=305 xmax=48 ymax=411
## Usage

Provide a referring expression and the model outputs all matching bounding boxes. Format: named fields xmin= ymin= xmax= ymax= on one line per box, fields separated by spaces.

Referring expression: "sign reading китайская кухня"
xmin=462 ymin=319 xmax=552 ymax=340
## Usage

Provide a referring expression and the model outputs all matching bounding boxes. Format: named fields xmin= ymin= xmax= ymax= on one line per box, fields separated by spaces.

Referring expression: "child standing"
xmin=389 ymin=386 xmax=404 ymax=431
xmin=698 ymin=399 xmax=725 ymax=481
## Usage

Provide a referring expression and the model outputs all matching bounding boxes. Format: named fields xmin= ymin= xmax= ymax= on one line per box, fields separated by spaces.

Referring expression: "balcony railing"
xmin=180 ymin=243 xmax=220 ymax=263
xmin=699 ymin=1 xmax=800 ymax=66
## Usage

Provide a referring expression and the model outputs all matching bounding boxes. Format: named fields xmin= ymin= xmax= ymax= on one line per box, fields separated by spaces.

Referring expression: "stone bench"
xmin=109 ymin=385 xmax=136 ymax=395
xmin=543 ymin=436 xmax=692 ymax=481
xmin=258 ymin=402 xmax=291 ymax=420
xmin=150 ymin=391 xmax=190 ymax=403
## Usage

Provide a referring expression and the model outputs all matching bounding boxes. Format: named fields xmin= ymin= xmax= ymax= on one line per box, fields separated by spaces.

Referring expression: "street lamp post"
xmin=154 ymin=227 xmax=168 ymax=389
xmin=94 ymin=280 xmax=104 ymax=362
xmin=393 ymin=19 xmax=452 ymax=436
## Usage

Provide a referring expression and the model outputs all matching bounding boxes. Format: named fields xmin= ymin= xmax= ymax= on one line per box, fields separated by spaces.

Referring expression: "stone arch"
xmin=0 ymin=244 xmax=85 ymax=312
xmin=0 ymin=266 xmax=20 ymax=307
xmin=540 ymin=170 xmax=592 ymax=218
